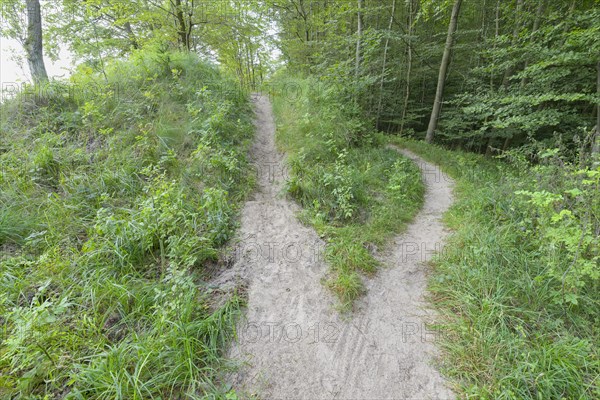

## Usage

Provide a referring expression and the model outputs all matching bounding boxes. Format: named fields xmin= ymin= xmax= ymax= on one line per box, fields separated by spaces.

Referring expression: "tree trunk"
xmin=502 ymin=0 xmax=524 ymax=87
xmin=490 ymin=0 xmax=500 ymax=88
xmin=593 ymin=61 xmax=600 ymax=164
xmin=399 ymin=0 xmax=416 ymax=135
xmin=520 ymin=0 xmax=545 ymax=88
xmin=25 ymin=0 xmax=48 ymax=84
xmin=174 ymin=0 xmax=189 ymax=51
xmin=123 ymin=22 xmax=140 ymax=50
xmin=425 ymin=0 xmax=462 ymax=143
xmin=355 ymin=0 xmax=363 ymax=80
xmin=376 ymin=0 xmax=396 ymax=127
xmin=186 ymin=2 xmax=194 ymax=51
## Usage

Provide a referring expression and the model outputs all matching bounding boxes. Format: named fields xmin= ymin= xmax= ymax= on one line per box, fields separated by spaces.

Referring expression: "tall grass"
xmin=270 ymin=76 xmax=424 ymax=308
xmin=389 ymin=137 xmax=599 ymax=399
xmin=0 ymin=51 xmax=253 ymax=399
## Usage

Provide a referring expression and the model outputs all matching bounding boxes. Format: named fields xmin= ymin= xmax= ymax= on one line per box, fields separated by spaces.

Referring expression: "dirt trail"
xmin=221 ymin=95 xmax=455 ymax=399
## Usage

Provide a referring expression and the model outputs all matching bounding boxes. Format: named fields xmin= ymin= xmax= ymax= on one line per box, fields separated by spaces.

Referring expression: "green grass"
xmin=0 ymin=51 xmax=253 ymax=399
xmin=388 ymin=137 xmax=600 ymax=399
xmin=270 ymin=76 xmax=425 ymax=309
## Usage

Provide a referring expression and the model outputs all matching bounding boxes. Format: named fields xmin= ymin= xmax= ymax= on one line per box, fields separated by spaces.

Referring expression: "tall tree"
xmin=501 ymin=0 xmax=523 ymax=87
xmin=355 ymin=0 xmax=363 ymax=80
xmin=399 ymin=0 xmax=416 ymax=135
xmin=519 ymin=0 xmax=545 ymax=88
xmin=24 ymin=0 xmax=48 ymax=84
xmin=425 ymin=0 xmax=462 ymax=143
xmin=594 ymin=60 xmax=600 ymax=164
xmin=172 ymin=0 xmax=191 ymax=51
xmin=376 ymin=0 xmax=396 ymax=126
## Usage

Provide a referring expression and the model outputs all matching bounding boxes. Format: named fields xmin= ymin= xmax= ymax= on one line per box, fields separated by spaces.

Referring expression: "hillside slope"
xmin=0 ymin=51 xmax=253 ymax=399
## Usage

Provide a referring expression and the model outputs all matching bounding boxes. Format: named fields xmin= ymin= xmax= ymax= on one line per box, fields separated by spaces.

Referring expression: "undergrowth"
xmin=0 ymin=51 xmax=253 ymax=399
xmin=389 ymin=137 xmax=599 ymax=399
xmin=270 ymin=76 xmax=424 ymax=309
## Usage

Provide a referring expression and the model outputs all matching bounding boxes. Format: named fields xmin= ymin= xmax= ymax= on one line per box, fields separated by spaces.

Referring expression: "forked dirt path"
xmin=220 ymin=95 xmax=455 ymax=399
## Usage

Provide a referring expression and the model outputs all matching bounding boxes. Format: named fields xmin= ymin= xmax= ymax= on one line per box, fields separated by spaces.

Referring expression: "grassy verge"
xmin=389 ymin=137 xmax=599 ymax=399
xmin=0 ymin=51 xmax=254 ymax=399
xmin=270 ymin=76 xmax=424 ymax=308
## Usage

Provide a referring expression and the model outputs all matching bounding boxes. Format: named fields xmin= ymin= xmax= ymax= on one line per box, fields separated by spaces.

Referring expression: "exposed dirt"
xmin=220 ymin=95 xmax=456 ymax=399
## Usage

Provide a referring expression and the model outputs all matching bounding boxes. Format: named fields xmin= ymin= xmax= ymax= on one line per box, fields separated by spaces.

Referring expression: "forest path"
xmin=221 ymin=95 xmax=456 ymax=399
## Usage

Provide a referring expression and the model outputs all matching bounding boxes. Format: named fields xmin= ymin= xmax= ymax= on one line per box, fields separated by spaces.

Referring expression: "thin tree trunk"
xmin=502 ymin=0 xmax=524 ymax=87
xmin=477 ymin=0 xmax=487 ymax=69
xmin=174 ymin=0 xmax=189 ymax=50
xmin=250 ymin=45 xmax=256 ymax=89
xmin=245 ymin=43 xmax=252 ymax=89
xmin=421 ymin=74 xmax=426 ymax=106
xmin=520 ymin=0 xmax=545 ymax=88
xmin=376 ymin=0 xmax=396 ymax=127
xmin=186 ymin=1 xmax=194 ymax=50
xmin=25 ymin=0 xmax=48 ymax=84
xmin=480 ymin=0 xmax=487 ymax=41
xmin=490 ymin=0 xmax=500 ymax=89
xmin=355 ymin=0 xmax=363 ymax=80
xmin=258 ymin=53 xmax=264 ymax=86
xmin=426 ymin=0 xmax=462 ymax=143
xmin=123 ymin=22 xmax=139 ymax=50
xmin=400 ymin=0 xmax=415 ymax=135
xmin=593 ymin=61 xmax=600 ymax=164
xmin=495 ymin=0 xmax=500 ymax=36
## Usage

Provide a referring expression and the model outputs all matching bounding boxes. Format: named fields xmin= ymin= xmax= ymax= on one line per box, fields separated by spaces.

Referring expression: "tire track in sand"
xmin=220 ymin=95 xmax=455 ymax=399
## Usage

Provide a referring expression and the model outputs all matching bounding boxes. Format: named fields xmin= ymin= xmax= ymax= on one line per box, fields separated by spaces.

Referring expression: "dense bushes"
xmin=0 ymin=51 xmax=253 ymax=399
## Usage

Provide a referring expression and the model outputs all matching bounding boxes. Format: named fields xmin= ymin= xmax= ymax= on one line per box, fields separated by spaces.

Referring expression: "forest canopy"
xmin=3 ymin=0 xmax=597 ymax=157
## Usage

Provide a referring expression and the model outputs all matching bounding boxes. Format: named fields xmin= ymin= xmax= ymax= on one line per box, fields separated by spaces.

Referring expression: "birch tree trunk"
xmin=25 ymin=0 xmax=49 ymax=84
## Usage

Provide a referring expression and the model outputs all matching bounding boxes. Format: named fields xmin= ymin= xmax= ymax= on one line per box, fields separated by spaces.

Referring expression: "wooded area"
xmin=1 ymin=0 xmax=599 ymax=399
xmin=3 ymin=0 xmax=599 ymax=159
xmin=273 ymin=0 xmax=600 ymax=158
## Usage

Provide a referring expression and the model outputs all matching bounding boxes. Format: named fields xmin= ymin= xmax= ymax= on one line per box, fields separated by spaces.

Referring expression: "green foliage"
xmin=438 ymin=5 xmax=600 ymax=152
xmin=390 ymin=137 xmax=599 ymax=400
xmin=513 ymin=158 xmax=599 ymax=307
xmin=273 ymin=0 xmax=599 ymax=156
xmin=0 ymin=51 xmax=253 ymax=398
xmin=2 ymin=0 xmax=599 ymax=396
xmin=272 ymin=76 xmax=424 ymax=308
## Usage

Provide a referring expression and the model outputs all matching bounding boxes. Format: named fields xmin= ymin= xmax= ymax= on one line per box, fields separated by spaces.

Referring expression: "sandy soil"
xmin=219 ymin=94 xmax=456 ymax=399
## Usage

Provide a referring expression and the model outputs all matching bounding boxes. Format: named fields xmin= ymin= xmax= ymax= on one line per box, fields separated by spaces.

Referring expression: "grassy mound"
xmin=0 ymin=51 xmax=253 ymax=399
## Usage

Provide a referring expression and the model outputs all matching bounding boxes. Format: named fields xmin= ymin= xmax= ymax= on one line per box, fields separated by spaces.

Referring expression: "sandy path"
xmin=221 ymin=95 xmax=455 ymax=399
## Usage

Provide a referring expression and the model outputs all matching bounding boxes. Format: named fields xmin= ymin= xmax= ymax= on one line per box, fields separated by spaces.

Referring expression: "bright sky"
xmin=0 ymin=1 xmax=280 ymax=90
xmin=0 ymin=36 xmax=74 ymax=84
xmin=1 ymin=0 xmax=74 ymax=86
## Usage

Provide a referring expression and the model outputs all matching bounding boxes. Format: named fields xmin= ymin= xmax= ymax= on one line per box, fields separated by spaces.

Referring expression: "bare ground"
xmin=218 ymin=95 xmax=456 ymax=399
